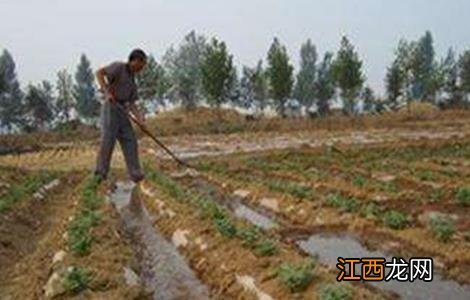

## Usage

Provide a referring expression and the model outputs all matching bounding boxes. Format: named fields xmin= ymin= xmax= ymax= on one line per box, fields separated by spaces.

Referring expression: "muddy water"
xmin=180 ymin=176 xmax=470 ymax=300
xmin=297 ymin=233 xmax=470 ymax=300
xmin=110 ymin=182 xmax=210 ymax=300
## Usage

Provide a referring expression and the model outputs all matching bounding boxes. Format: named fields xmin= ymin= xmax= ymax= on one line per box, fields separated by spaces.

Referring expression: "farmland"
xmin=1 ymin=110 xmax=470 ymax=299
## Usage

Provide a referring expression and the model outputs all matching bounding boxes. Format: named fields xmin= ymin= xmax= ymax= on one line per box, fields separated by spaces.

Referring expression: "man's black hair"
xmin=128 ymin=49 xmax=147 ymax=62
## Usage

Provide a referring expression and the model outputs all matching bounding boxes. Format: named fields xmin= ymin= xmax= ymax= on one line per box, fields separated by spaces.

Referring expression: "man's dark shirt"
xmin=104 ymin=61 xmax=138 ymax=104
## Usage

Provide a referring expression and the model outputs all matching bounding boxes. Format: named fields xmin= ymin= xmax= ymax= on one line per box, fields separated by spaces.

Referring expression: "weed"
xmin=62 ymin=266 xmax=91 ymax=294
xmin=254 ymin=239 xmax=279 ymax=256
xmin=238 ymin=226 xmax=260 ymax=248
xmin=213 ymin=214 xmax=237 ymax=238
xmin=276 ymin=258 xmax=316 ymax=293
xmin=456 ymin=187 xmax=470 ymax=207
xmin=319 ymin=283 xmax=353 ymax=300
xmin=326 ymin=194 xmax=359 ymax=213
xmin=352 ymin=175 xmax=367 ymax=187
xmin=382 ymin=210 xmax=408 ymax=230
xmin=429 ymin=213 xmax=455 ymax=242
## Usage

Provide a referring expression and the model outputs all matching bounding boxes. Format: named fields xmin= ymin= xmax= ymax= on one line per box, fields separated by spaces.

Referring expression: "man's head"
xmin=128 ymin=49 xmax=147 ymax=73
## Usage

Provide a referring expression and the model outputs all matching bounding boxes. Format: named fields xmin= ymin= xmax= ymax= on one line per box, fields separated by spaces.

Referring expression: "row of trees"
xmin=0 ymin=52 xmax=97 ymax=132
xmin=2 ymin=30 xmax=470 ymax=132
xmin=385 ymin=31 xmax=470 ymax=108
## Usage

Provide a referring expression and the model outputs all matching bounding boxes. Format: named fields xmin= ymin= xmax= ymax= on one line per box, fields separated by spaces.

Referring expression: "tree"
xmin=200 ymin=38 xmax=235 ymax=108
xmin=136 ymin=55 xmax=170 ymax=112
xmin=163 ymin=30 xmax=207 ymax=110
xmin=408 ymin=31 xmax=440 ymax=102
xmin=362 ymin=86 xmax=375 ymax=113
xmin=266 ymin=38 xmax=294 ymax=116
xmin=239 ymin=60 xmax=268 ymax=112
xmin=74 ymin=54 xmax=99 ymax=123
xmin=56 ymin=69 xmax=74 ymax=123
xmin=252 ymin=60 xmax=269 ymax=112
xmin=459 ymin=50 xmax=470 ymax=99
xmin=0 ymin=50 xmax=24 ymax=131
xmin=332 ymin=36 xmax=365 ymax=115
xmin=385 ymin=59 xmax=406 ymax=107
xmin=23 ymin=81 xmax=55 ymax=131
xmin=315 ymin=52 xmax=335 ymax=116
xmin=440 ymin=48 xmax=463 ymax=107
xmin=294 ymin=39 xmax=317 ymax=109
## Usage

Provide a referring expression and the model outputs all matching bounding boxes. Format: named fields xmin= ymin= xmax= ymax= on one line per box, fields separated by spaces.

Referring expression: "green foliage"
xmin=214 ymin=214 xmax=237 ymax=238
xmin=201 ymin=38 xmax=235 ymax=108
xmin=56 ymin=69 xmax=75 ymax=123
xmin=68 ymin=176 xmax=103 ymax=255
xmin=326 ymin=194 xmax=359 ymax=213
xmin=136 ymin=55 xmax=170 ymax=111
xmin=319 ymin=283 xmax=353 ymax=300
xmin=74 ymin=54 xmax=99 ymax=122
xmin=294 ymin=39 xmax=317 ymax=107
xmin=267 ymin=37 xmax=294 ymax=116
xmin=163 ymin=30 xmax=207 ymax=109
xmin=315 ymin=52 xmax=335 ymax=116
xmin=267 ymin=179 xmax=314 ymax=200
xmin=0 ymin=49 xmax=24 ymax=131
xmin=429 ymin=213 xmax=455 ymax=242
xmin=62 ymin=267 xmax=91 ymax=294
xmin=22 ymin=81 xmax=55 ymax=131
xmin=254 ymin=239 xmax=279 ymax=256
xmin=276 ymin=258 xmax=316 ymax=293
xmin=382 ymin=210 xmax=408 ymax=230
xmin=352 ymin=175 xmax=367 ymax=187
xmin=456 ymin=186 xmax=470 ymax=207
xmin=332 ymin=36 xmax=364 ymax=114
xmin=385 ymin=58 xmax=406 ymax=106
xmin=0 ymin=172 xmax=55 ymax=213
xmin=416 ymin=170 xmax=434 ymax=181
xmin=460 ymin=50 xmax=470 ymax=94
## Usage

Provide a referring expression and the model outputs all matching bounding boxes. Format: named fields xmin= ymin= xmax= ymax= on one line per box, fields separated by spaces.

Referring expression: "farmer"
xmin=94 ymin=49 xmax=147 ymax=183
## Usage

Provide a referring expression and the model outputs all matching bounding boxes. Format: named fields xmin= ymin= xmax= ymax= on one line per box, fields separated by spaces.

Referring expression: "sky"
xmin=1 ymin=0 xmax=469 ymax=95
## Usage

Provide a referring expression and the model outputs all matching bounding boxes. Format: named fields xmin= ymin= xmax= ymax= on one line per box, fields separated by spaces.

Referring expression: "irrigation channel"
xmin=109 ymin=181 xmax=210 ymax=300
xmin=172 ymin=172 xmax=470 ymax=300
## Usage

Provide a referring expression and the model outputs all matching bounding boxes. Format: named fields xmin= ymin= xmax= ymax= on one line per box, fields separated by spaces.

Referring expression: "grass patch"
xmin=456 ymin=186 xmax=470 ymax=207
xmin=0 ymin=171 xmax=56 ymax=213
xmin=63 ymin=266 xmax=91 ymax=295
xmin=319 ymin=283 xmax=353 ymax=300
xmin=276 ymin=258 xmax=317 ymax=293
xmin=326 ymin=194 xmax=359 ymax=213
xmin=68 ymin=176 xmax=103 ymax=256
xmin=429 ymin=213 xmax=455 ymax=242
xmin=382 ymin=210 xmax=408 ymax=230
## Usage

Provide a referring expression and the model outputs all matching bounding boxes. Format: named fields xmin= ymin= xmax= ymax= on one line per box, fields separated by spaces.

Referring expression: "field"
xmin=1 ymin=108 xmax=470 ymax=299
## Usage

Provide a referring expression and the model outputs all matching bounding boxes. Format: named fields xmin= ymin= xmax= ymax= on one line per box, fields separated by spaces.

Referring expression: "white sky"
xmin=1 ymin=0 xmax=469 ymax=95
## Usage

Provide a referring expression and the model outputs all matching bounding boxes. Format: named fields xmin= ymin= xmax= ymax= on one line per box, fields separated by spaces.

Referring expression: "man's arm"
xmin=95 ymin=68 xmax=115 ymax=102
